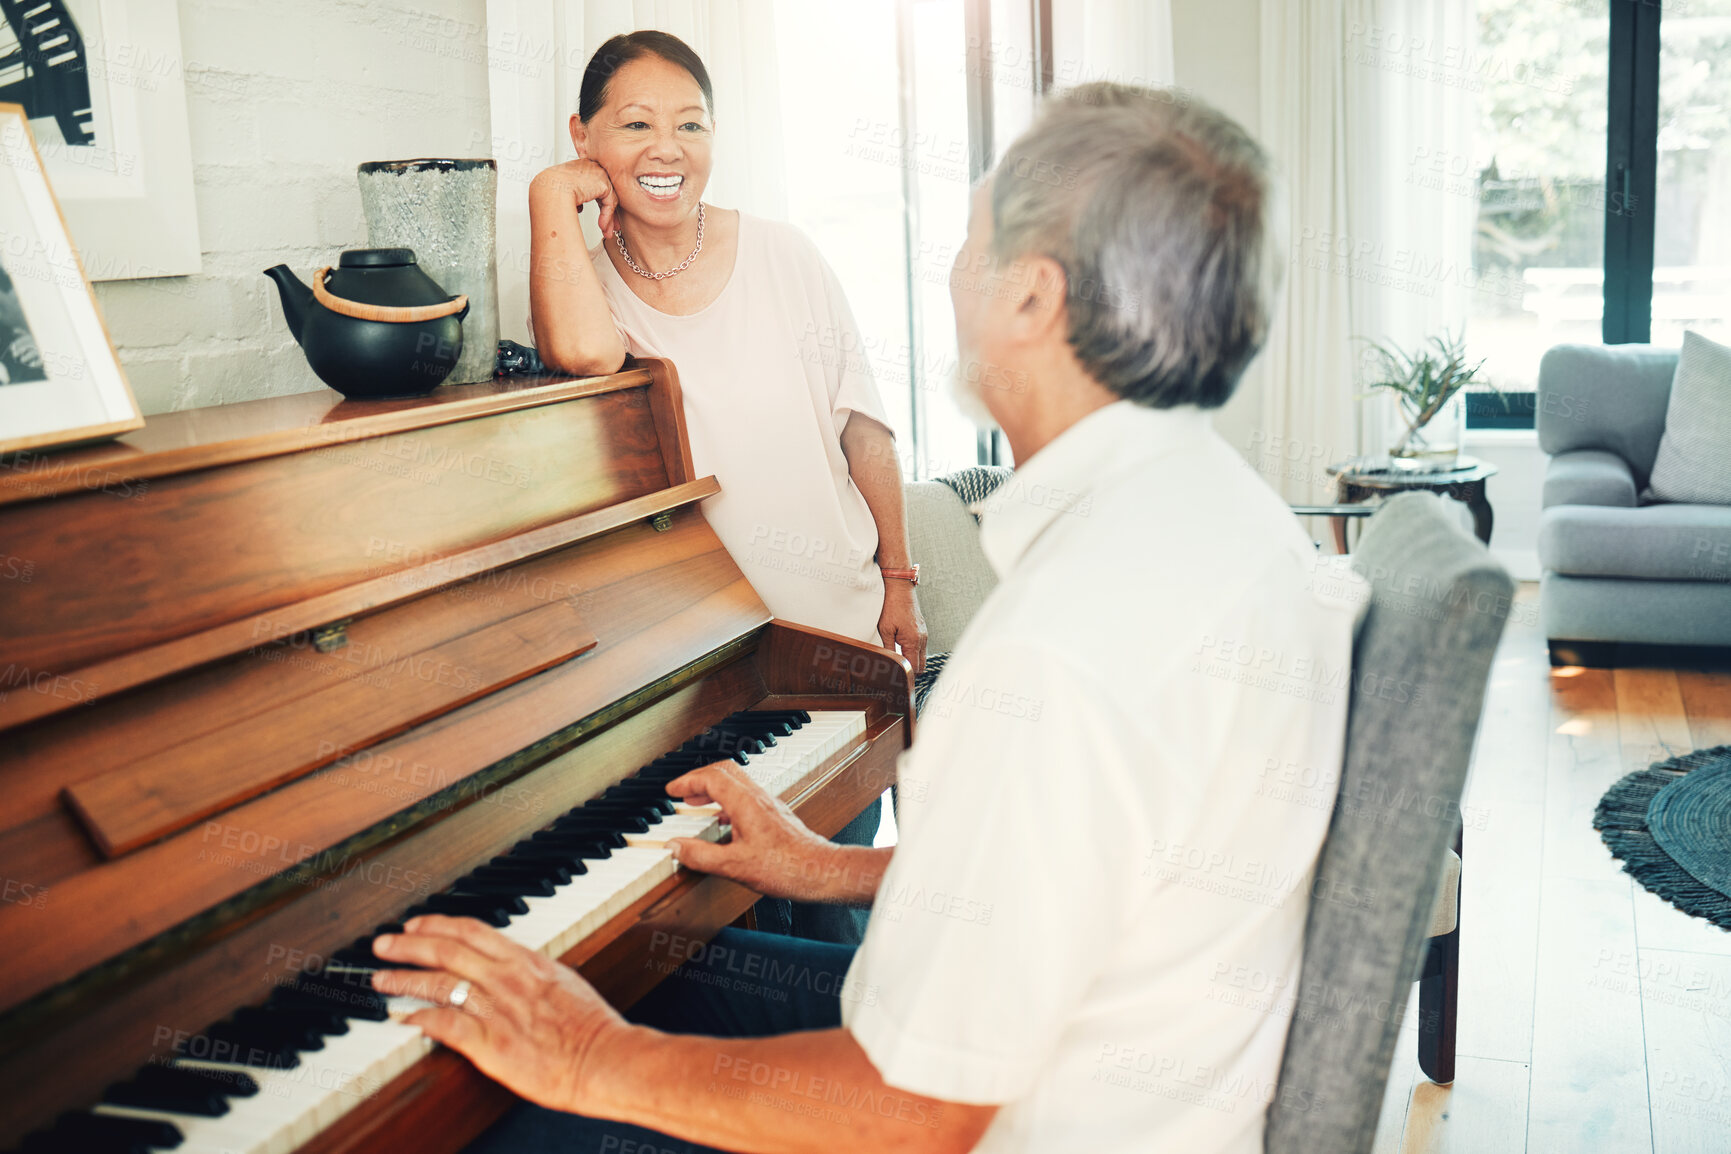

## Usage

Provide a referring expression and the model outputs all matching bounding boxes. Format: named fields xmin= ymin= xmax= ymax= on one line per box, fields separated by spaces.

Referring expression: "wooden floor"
xmin=1373 ymin=584 xmax=1731 ymax=1154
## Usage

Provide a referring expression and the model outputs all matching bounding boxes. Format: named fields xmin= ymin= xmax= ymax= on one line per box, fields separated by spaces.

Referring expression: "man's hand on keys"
xmin=662 ymin=762 xmax=882 ymax=905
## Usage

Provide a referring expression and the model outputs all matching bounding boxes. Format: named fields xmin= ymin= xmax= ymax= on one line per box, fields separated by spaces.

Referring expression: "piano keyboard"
xmin=24 ymin=710 xmax=867 ymax=1154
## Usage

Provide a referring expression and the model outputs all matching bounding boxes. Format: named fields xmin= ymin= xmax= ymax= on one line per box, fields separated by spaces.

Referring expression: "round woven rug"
xmin=1594 ymin=744 xmax=1731 ymax=931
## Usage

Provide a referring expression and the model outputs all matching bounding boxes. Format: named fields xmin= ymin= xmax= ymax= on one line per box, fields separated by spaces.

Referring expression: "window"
xmin=1652 ymin=0 xmax=1731 ymax=348
xmin=773 ymin=0 xmax=1039 ymax=477
xmin=1467 ymin=0 xmax=1611 ymax=403
xmin=1465 ymin=0 xmax=1726 ymax=428
xmin=771 ymin=1 xmax=914 ymax=448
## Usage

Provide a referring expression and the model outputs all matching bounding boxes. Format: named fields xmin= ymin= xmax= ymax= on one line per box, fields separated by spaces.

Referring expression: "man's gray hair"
xmin=991 ymin=82 xmax=1279 ymax=409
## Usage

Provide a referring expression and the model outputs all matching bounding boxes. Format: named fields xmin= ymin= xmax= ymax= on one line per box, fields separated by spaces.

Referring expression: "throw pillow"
xmin=1645 ymin=330 xmax=1731 ymax=504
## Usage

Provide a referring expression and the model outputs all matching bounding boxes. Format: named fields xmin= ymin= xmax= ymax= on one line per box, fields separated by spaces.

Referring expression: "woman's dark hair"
xmin=579 ymin=31 xmax=714 ymax=124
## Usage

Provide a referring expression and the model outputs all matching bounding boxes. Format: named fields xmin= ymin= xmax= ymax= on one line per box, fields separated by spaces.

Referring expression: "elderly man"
xmin=373 ymin=83 xmax=1362 ymax=1154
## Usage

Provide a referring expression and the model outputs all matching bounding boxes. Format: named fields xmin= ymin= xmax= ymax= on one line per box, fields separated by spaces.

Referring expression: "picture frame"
xmin=0 ymin=102 xmax=143 ymax=454
xmin=30 ymin=0 xmax=202 ymax=280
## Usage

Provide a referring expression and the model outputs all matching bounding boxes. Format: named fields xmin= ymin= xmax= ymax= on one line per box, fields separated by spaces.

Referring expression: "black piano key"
xmin=227 ymin=1009 xmax=327 ymax=1051
xmin=648 ymin=749 xmax=749 ymax=770
xmin=152 ymin=1063 xmax=259 ymax=1099
xmin=104 ymin=1064 xmax=236 ymax=1117
xmin=204 ymin=1017 xmax=320 ymax=1060
xmin=162 ymin=1058 xmax=257 ymax=1100
xmin=712 ymin=728 xmax=772 ymax=749
xmin=454 ymin=875 xmax=558 ymax=898
xmin=506 ymin=840 xmax=606 ymax=865
xmin=23 ymin=1111 xmax=183 ymax=1153
xmin=328 ymin=944 xmax=385 ymax=971
xmin=271 ymin=974 xmax=389 ymax=1022
xmin=601 ymin=780 xmax=676 ymax=799
xmin=727 ymin=735 xmax=773 ymax=754
xmin=545 ymin=819 xmax=637 ymax=842
xmin=720 ymin=724 xmax=776 ymax=744
xmin=531 ymin=832 xmax=628 ymax=859
xmin=179 ymin=1027 xmax=301 ymax=1069
xmin=432 ymin=889 xmax=529 ymax=916
xmin=643 ymin=753 xmax=707 ymax=769
xmin=683 ymin=732 xmax=767 ymax=756
xmin=729 ymin=709 xmax=810 ymax=727
xmin=713 ymin=716 xmax=788 ymax=734
xmin=716 ymin=716 xmax=794 ymax=737
xmin=236 ymin=1004 xmax=349 ymax=1039
xmin=405 ymin=892 xmax=512 ymax=927
xmin=580 ymin=799 xmax=670 ymax=820
xmin=582 ymin=793 xmax=673 ymax=811
xmin=480 ymin=859 xmax=575 ymax=885
xmin=587 ymin=799 xmax=673 ymax=821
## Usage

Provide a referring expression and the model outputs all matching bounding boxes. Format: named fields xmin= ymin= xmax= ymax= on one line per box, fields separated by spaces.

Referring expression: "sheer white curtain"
xmin=1256 ymin=0 xmax=1475 ymax=506
xmin=1051 ymin=0 xmax=1175 ymax=90
xmin=484 ymin=0 xmax=786 ymax=342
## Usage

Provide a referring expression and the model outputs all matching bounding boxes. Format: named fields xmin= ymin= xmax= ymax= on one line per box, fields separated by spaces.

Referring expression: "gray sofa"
xmin=1536 ymin=343 xmax=1731 ymax=664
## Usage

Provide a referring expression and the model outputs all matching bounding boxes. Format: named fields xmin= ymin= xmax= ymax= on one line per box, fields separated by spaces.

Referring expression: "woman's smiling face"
xmin=574 ymin=54 xmax=714 ymax=228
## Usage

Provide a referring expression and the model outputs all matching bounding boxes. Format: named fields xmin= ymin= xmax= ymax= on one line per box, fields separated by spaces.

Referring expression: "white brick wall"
xmin=93 ymin=0 xmax=492 ymax=414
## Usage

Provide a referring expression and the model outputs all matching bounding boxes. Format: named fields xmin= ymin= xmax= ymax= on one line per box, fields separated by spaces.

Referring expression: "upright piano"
xmin=0 ymin=359 xmax=913 ymax=1153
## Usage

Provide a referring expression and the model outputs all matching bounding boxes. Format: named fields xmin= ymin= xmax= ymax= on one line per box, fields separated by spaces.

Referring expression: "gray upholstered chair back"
xmin=1265 ymin=492 xmax=1514 ymax=1153
xmin=903 ymin=479 xmax=1003 ymax=654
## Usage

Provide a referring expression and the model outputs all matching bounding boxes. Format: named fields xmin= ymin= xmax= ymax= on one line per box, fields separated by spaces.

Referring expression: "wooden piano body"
xmin=0 ymin=359 xmax=912 ymax=1151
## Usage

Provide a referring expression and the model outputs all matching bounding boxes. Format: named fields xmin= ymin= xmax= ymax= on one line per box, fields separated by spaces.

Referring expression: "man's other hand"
xmin=663 ymin=762 xmax=879 ymax=905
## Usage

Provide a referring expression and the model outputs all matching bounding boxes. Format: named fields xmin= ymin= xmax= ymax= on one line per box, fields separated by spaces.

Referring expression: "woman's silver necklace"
xmin=614 ymin=203 xmax=704 ymax=280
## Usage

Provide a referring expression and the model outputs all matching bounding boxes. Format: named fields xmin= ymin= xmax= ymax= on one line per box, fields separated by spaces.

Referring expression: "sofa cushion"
xmin=1537 ymin=343 xmax=1678 ymax=484
xmin=1543 ymin=450 xmax=1637 ymax=509
xmin=1646 ymin=330 xmax=1731 ymax=504
xmin=1538 ymin=503 xmax=1731 ymax=580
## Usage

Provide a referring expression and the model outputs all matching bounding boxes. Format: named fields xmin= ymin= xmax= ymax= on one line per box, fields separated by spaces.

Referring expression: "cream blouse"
xmin=590 ymin=212 xmax=892 ymax=644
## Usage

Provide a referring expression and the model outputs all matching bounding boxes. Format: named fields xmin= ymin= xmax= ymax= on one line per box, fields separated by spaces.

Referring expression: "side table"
xmin=1325 ymin=457 xmax=1499 ymax=554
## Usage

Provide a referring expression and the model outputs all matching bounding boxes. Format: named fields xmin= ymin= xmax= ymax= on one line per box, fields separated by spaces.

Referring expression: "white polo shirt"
xmin=842 ymin=400 xmax=1364 ymax=1154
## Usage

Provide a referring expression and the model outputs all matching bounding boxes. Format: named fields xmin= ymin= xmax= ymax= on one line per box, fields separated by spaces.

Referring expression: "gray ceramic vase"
xmin=358 ymin=158 xmax=498 ymax=386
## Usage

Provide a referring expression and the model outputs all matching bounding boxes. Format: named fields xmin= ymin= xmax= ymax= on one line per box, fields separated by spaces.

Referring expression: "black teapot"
xmin=264 ymin=249 xmax=469 ymax=399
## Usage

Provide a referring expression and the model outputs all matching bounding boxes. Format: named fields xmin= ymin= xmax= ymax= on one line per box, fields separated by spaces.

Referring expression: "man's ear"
xmin=1013 ymin=254 xmax=1070 ymax=340
xmin=569 ymin=114 xmax=587 ymax=158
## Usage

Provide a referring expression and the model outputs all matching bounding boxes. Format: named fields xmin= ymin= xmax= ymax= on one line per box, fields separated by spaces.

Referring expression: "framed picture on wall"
xmin=11 ymin=0 xmax=202 ymax=280
xmin=0 ymin=102 xmax=142 ymax=454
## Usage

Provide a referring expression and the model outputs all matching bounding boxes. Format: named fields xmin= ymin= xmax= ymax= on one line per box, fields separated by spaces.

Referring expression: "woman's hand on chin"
xmin=531 ymin=159 xmax=620 ymax=235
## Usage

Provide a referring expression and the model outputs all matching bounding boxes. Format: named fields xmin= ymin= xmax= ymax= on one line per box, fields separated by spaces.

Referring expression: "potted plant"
xmin=1360 ymin=330 xmax=1490 ymax=470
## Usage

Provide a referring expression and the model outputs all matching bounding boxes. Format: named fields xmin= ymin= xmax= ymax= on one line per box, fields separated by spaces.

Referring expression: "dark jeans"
xmin=463 ymin=928 xmax=858 ymax=1154
xmin=752 ymin=795 xmax=880 ymax=945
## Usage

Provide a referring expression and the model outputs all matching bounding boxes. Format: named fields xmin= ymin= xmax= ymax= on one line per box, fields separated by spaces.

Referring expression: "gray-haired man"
xmin=373 ymin=83 xmax=1362 ymax=1154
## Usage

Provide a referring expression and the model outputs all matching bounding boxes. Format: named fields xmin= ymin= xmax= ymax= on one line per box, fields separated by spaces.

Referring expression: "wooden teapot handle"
xmin=312 ymin=266 xmax=469 ymax=323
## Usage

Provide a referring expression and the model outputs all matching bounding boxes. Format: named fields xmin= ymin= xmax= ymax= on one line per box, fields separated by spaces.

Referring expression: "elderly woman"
xmin=527 ymin=31 xmax=923 ymax=945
